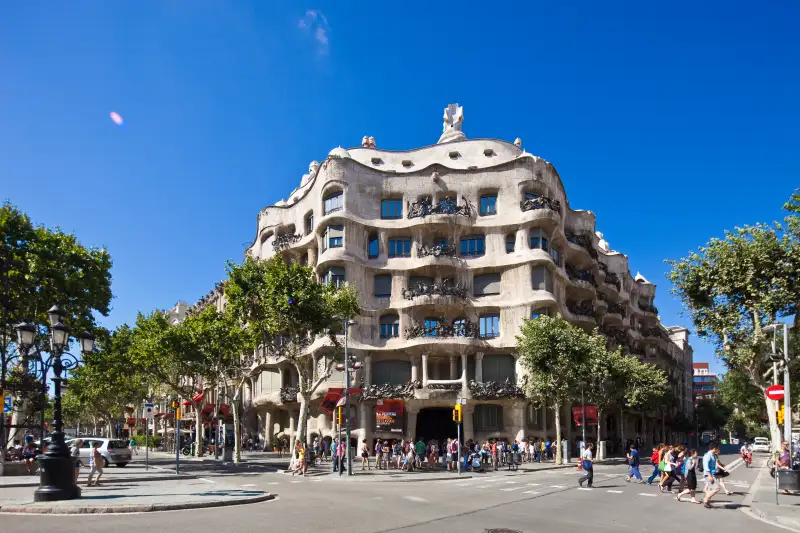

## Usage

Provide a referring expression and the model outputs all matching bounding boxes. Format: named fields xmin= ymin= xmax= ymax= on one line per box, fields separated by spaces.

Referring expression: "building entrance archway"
xmin=415 ymin=407 xmax=457 ymax=446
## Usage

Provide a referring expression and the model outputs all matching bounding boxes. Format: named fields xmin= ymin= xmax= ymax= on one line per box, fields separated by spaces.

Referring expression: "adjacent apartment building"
xmin=192 ymin=105 xmax=694 ymax=451
xmin=693 ymin=362 xmax=719 ymax=403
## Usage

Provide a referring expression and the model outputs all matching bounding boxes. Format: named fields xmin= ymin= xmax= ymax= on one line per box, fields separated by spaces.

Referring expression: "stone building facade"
xmin=233 ymin=105 xmax=693 ymax=451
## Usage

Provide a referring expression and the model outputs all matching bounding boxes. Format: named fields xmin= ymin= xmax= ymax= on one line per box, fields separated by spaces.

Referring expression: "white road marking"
xmin=404 ymin=496 xmax=426 ymax=503
xmin=290 ymin=480 xmax=303 ymax=483
xmin=455 ymin=483 xmax=472 ymax=487
xmin=476 ymin=485 xmax=494 ymax=489
xmin=577 ymin=488 xmax=593 ymax=491
xmin=311 ymin=478 xmax=322 ymax=482
xmin=603 ymin=474 xmax=618 ymax=477
xmin=241 ymin=484 xmax=256 ymax=487
xmin=639 ymin=493 xmax=657 ymax=497
xmin=199 ymin=478 xmax=218 ymax=484
xmin=523 ymin=490 xmax=540 ymax=495
xmin=500 ymin=487 xmax=524 ymax=492
xmin=504 ymin=481 xmax=518 ymax=484
xmin=550 ymin=485 xmax=566 ymax=488
xmin=526 ymin=483 xmax=541 ymax=486
xmin=607 ymin=490 xmax=624 ymax=494
xmin=267 ymin=482 xmax=279 ymax=485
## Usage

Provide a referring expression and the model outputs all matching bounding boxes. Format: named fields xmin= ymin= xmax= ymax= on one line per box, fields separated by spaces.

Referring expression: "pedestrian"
xmin=625 ymin=443 xmax=643 ymax=483
xmin=647 ymin=444 xmax=663 ymax=484
xmin=21 ymin=440 xmax=37 ymax=475
xmin=777 ymin=440 xmax=792 ymax=494
xmin=676 ymin=449 xmax=701 ymax=504
xmin=429 ymin=440 xmax=438 ymax=470
xmin=331 ymin=439 xmax=339 ymax=472
xmin=337 ymin=437 xmax=347 ymax=474
xmin=129 ymin=436 xmax=138 ymax=455
xmin=292 ymin=441 xmax=306 ymax=477
xmin=702 ymin=440 xmax=721 ymax=508
xmin=360 ymin=439 xmax=370 ymax=471
xmin=86 ymin=440 xmax=104 ymax=486
xmin=71 ymin=439 xmax=83 ymax=482
xmin=578 ymin=442 xmax=594 ymax=487
xmin=714 ymin=449 xmax=734 ymax=496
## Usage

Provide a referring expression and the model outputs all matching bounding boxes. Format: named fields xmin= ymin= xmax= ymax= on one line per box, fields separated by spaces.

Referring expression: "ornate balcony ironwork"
xmin=401 ymin=280 xmax=467 ymax=300
xmin=468 ymin=377 xmax=527 ymax=400
xmin=418 ymin=242 xmax=458 ymax=258
xmin=567 ymin=300 xmax=596 ymax=318
xmin=566 ymin=265 xmax=597 ymax=286
xmin=598 ymin=262 xmax=608 ymax=274
xmin=607 ymin=302 xmax=627 ymax=317
xmin=407 ymin=196 xmax=472 ymax=219
xmin=565 ymin=231 xmax=598 ymax=258
xmin=638 ymin=303 xmax=659 ymax=314
xmin=360 ymin=380 xmax=421 ymax=400
xmin=427 ymin=383 xmax=463 ymax=391
xmin=405 ymin=318 xmax=479 ymax=339
xmin=279 ymin=386 xmax=300 ymax=403
xmin=272 ymin=233 xmax=303 ymax=251
xmin=604 ymin=272 xmax=621 ymax=291
xmin=601 ymin=326 xmax=626 ymax=345
xmin=640 ymin=326 xmax=662 ymax=339
xmin=520 ymin=195 xmax=561 ymax=214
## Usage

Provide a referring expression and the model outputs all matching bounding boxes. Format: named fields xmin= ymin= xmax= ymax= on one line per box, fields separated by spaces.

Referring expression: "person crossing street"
xmin=578 ymin=442 xmax=594 ymax=488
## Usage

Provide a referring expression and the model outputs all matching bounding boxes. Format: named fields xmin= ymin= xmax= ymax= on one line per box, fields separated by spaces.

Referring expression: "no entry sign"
xmin=766 ymin=385 xmax=785 ymax=401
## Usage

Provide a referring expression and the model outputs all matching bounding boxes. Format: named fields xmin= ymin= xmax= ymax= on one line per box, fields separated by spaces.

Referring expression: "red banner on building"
xmin=376 ymin=400 xmax=404 ymax=433
xmin=320 ymin=387 xmax=363 ymax=414
xmin=572 ymin=405 xmax=598 ymax=427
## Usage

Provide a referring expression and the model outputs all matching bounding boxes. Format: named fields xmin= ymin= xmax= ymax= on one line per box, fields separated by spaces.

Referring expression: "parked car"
xmin=752 ymin=437 xmax=771 ymax=453
xmin=66 ymin=438 xmax=132 ymax=467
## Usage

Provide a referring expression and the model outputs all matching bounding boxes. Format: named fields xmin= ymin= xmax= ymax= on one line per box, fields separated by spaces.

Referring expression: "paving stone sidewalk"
xmin=0 ymin=462 xmax=196 ymax=488
xmin=744 ymin=466 xmax=800 ymax=532
xmin=0 ymin=478 xmax=273 ymax=514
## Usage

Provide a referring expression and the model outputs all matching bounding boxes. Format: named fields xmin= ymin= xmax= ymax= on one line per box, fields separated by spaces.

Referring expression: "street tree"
xmin=0 ymin=202 xmax=112 ymax=444
xmin=667 ymin=191 xmax=800 ymax=449
xmin=225 ymin=256 xmax=359 ymax=466
xmin=583 ymin=344 xmax=627 ymax=447
xmin=516 ymin=315 xmax=593 ymax=464
xmin=620 ymin=356 xmax=668 ymax=444
xmin=181 ymin=305 xmax=252 ymax=463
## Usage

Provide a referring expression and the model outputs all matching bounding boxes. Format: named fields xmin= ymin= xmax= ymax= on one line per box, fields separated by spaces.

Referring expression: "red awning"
xmin=219 ymin=404 xmax=230 ymax=416
xmin=202 ymin=403 xmax=214 ymax=413
xmin=182 ymin=399 xmax=192 ymax=406
xmin=154 ymin=412 xmax=166 ymax=417
xmin=192 ymin=392 xmax=204 ymax=402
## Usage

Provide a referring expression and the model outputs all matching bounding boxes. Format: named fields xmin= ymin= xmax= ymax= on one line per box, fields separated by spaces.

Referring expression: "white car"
xmin=66 ymin=438 xmax=132 ymax=467
xmin=751 ymin=437 xmax=771 ymax=453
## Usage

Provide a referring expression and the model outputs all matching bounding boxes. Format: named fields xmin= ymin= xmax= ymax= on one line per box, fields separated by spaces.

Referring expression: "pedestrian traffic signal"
xmin=778 ymin=407 xmax=785 ymax=425
xmin=175 ymin=408 xmax=181 ymax=421
xmin=452 ymin=404 xmax=462 ymax=423
xmin=336 ymin=406 xmax=343 ymax=425
xmin=171 ymin=401 xmax=178 ymax=409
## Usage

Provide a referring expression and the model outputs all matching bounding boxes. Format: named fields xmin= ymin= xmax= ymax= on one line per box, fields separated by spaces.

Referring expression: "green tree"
xmin=224 ymin=256 xmax=359 ymax=466
xmin=582 ymin=338 xmax=626 ymax=448
xmin=667 ymin=192 xmax=800 ymax=449
xmin=516 ymin=315 xmax=594 ymax=464
xmin=620 ymin=357 xmax=668 ymax=444
xmin=694 ymin=399 xmax=733 ymax=433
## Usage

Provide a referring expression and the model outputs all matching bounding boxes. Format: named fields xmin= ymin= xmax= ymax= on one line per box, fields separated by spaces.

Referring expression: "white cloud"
xmin=297 ymin=9 xmax=330 ymax=54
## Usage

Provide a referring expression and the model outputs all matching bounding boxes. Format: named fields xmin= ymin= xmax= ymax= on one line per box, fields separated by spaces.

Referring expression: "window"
xmin=372 ymin=360 xmax=411 ymax=384
xmin=524 ymin=192 xmax=540 ymax=201
xmin=482 ymin=354 xmax=515 ymax=382
xmin=460 ymin=236 xmax=485 ymax=257
xmin=388 ymin=238 xmax=412 ymax=258
xmin=381 ymin=199 xmax=403 ymax=219
xmin=527 ymin=404 xmax=542 ymax=428
xmin=374 ymin=274 xmax=392 ymax=298
xmin=479 ymin=314 xmax=500 ymax=339
xmin=424 ymin=318 xmax=439 ymax=337
xmin=452 ymin=318 xmax=466 ymax=337
xmin=550 ymin=246 xmax=561 ymax=266
xmin=439 ymin=197 xmax=457 ymax=214
xmin=480 ymin=195 xmax=497 ymax=216
xmin=530 ymin=228 xmax=549 ymax=251
xmin=323 ymin=267 xmax=346 ymax=287
xmin=304 ymin=212 xmax=314 ymax=235
xmin=323 ymin=191 xmax=343 ymax=215
xmin=324 ymin=225 xmax=343 ymax=250
xmin=379 ymin=315 xmax=400 ymax=339
xmin=505 ymin=234 xmax=515 ymax=253
xmin=368 ymin=234 xmax=379 ymax=258
xmin=474 ymin=405 xmax=503 ymax=431
xmin=531 ymin=308 xmax=549 ymax=320
xmin=474 ymin=273 xmax=501 ymax=297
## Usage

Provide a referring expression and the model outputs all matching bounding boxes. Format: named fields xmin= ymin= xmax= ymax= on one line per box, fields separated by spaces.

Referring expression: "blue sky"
xmin=1 ymin=1 xmax=798 ymax=375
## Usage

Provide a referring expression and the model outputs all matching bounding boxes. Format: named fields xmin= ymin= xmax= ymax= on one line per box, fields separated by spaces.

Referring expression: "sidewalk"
xmin=744 ymin=466 xmax=800 ymax=531
xmin=0 ymin=478 xmax=273 ymax=514
xmin=0 ymin=462 xmax=196 ymax=488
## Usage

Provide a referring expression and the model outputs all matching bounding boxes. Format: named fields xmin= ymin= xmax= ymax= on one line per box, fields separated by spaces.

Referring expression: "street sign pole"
xmin=783 ymin=324 xmax=792 ymax=445
xmin=457 ymin=420 xmax=461 ymax=475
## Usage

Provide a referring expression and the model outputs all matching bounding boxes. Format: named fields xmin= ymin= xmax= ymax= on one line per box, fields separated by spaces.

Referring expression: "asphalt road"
xmin=2 ymin=453 xmax=782 ymax=533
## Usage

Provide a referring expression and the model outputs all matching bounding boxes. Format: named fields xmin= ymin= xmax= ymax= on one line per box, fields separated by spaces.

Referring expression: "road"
xmin=2 ymin=452 xmax=783 ymax=533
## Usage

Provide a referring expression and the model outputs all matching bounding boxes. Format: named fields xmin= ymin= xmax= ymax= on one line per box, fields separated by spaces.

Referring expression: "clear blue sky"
xmin=1 ymin=1 xmax=798 ymax=375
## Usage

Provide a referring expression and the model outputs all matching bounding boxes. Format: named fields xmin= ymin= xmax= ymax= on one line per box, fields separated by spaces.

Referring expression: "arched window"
xmin=530 ymin=228 xmax=549 ymax=251
xmin=506 ymin=234 xmax=515 ymax=253
xmin=379 ymin=314 xmax=400 ymax=339
xmin=532 ymin=266 xmax=553 ymax=292
xmin=323 ymin=190 xmax=343 ymax=215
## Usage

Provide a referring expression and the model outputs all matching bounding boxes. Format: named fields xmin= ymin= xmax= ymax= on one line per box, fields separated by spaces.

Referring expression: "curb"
xmin=0 ymin=492 xmax=275 ymax=515
xmin=0 ymin=474 xmax=198 ymax=489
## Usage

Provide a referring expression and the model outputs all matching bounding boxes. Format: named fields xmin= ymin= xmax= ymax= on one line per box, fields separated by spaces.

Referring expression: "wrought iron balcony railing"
xmin=418 ymin=242 xmax=458 ymax=258
xmin=566 ymin=265 xmax=597 ymax=286
xmin=360 ymin=381 xmax=421 ymax=400
xmin=565 ymin=231 xmax=597 ymax=258
xmin=407 ymin=196 xmax=472 ymax=219
xmin=468 ymin=377 xmax=526 ymax=399
xmin=520 ymin=195 xmax=561 ymax=214
xmin=401 ymin=280 xmax=467 ymax=300
xmin=272 ymin=233 xmax=303 ymax=251
xmin=405 ymin=318 xmax=479 ymax=339
xmin=567 ymin=300 xmax=596 ymax=318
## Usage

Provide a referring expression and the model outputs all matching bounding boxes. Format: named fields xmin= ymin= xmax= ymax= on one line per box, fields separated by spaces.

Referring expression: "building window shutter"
xmin=374 ymin=275 xmax=392 ymax=297
xmin=474 ymin=273 xmax=501 ymax=296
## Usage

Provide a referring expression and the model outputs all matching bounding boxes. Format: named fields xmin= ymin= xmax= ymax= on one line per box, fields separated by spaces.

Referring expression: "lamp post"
xmin=334 ymin=319 xmax=359 ymax=476
xmin=14 ymin=305 xmax=95 ymax=502
xmin=765 ymin=323 xmax=794 ymax=445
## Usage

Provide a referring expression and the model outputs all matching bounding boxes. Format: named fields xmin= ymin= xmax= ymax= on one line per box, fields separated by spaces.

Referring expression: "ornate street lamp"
xmin=13 ymin=310 xmax=95 ymax=502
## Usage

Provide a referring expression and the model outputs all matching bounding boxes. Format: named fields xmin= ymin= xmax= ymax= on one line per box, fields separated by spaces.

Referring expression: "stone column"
xmin=360 ymin=403 xmax=373 ymax=447
xmin=317 ymin=412 xmax=329 ymax=439
xmin=407 ymin=405 xmax=419 ymax=442
xmin=460 ymin=352 xmax=469 ymax=390
xmin=510 ymin=403 xmax=525 ymax=442
xmin=421 ymin=354 xmax=429 ymax=386
xmin=475 ymin=352 xmax=484 ymax=382
xmin=289 ymin=410 xmax=297 ymax=440
xmin=462 ymin=406 xmax=475 ymax=443
xmin=264 ymin=410 xmax=273 ymax=449
xmin=450 ymin=356 xmax=458 ymax=380
xmin=411 ymin=355 xmax=419 ymax=382
xmin=364 ymin=354 xmax=372 ymax=387
xmin=307 ymin=247 xmax=318 ymax=267
xmin=279 ymin=367 xmax=286 ymax=388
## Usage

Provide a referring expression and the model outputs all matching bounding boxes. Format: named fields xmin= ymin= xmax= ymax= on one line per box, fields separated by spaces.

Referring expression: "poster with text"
xmin=376 ymin=399 xmax=404 ymax=433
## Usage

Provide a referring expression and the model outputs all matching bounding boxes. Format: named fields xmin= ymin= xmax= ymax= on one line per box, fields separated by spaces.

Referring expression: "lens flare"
xmin=109 ymin=112 xmax=124 ymax=126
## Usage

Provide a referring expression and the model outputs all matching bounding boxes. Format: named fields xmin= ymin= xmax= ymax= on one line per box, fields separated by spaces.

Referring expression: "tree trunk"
xmin=232 ymin=397 xmax=241 ymax=464
xmin=620 ymin=408 xmax=625 ymax=452
xmin=765 ymin=395 xmax=782 ymax=452
xmin=554 ymin=402 xmax=563 ymax=465
xmin=289 ymin=394 xmax=310 ymax=469
xmin=597 ymin=408 xmax=603 ymax=459
xmin=195 ymin=407 xmax=204 ymax=457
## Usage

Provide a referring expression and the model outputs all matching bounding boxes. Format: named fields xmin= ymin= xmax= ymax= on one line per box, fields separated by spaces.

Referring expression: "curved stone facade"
xmin=241 ymin=108 xmax=693 ymax=452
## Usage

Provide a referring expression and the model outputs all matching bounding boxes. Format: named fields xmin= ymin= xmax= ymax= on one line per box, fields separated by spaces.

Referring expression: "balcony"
xmin=418 ymin=242 xmax=458 ymax=258
xmin=567 ymin=300 xmax=596 ymax=318
xmin=565 ymin=231 xmax=598 ymax=258
xmin=566 ymin=265 xmax=597 ymax=287
xmin=607 ymin=302 xmax=627 ymax=317
xmin=602 ymin=326 xmax=626 ymax=345
xmin=401 ymin=280 xmax=468 ymax=300
xmin=468 ymin=377 xmax=526 ymax=400
xmin=405 ymin=318 xmax=479 ymax=339
xmin=640 ymin=326 xmax=662 ymax=339
xmin=407 ymin=196 xmax=472 ymax=219
xmin=520 ymin=195 xmax=561 ymax=214
xmin=604 ymin=272 xmax=622 ymax=291
xmin=279 ymin=386 xmax=300 ymax=404
xmin=360 ymin=381 xmax=421 ymax=400
xmin=272 ymin=233 xmax=303 ymax=251
xmin=638 ymin=303 xmax=659 ymax=315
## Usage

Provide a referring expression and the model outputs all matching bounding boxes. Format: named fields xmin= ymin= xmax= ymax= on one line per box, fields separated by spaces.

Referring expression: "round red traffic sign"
xmin=766 ymin=385 xmax=785 ymax=400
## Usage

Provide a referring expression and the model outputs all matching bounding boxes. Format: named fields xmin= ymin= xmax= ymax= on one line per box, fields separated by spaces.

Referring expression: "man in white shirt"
xmin=578 ymin=442 xmax=595 ymax=488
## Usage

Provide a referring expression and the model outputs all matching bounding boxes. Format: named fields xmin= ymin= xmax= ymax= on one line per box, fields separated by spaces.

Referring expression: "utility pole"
xmin=783 ymin=324 xmax=792 ymax=444
xmin=344 ymin=319 xmax=352 ymax=476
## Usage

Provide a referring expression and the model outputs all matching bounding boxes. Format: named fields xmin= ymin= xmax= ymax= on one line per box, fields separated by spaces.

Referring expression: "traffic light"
xmin=778 ymin=405 xmax=785 ymax=425
xmin=336 ymin=406 xmax=344 ymax=425
xmin=452 ymin=404 xmax=462 ymax=423
xmin=171 ymin=400 xmax=178 ymax=409
xmin=175 ymin=407 xmax=181 ymax=421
